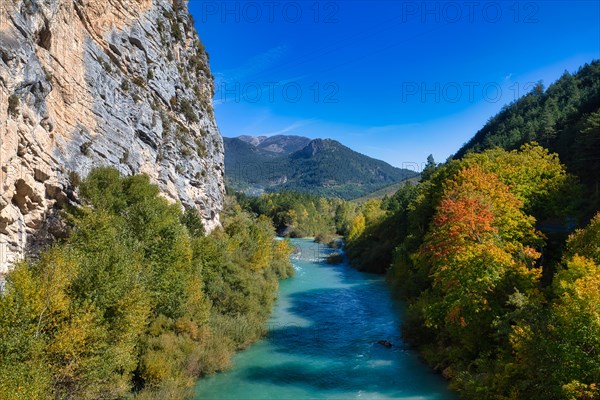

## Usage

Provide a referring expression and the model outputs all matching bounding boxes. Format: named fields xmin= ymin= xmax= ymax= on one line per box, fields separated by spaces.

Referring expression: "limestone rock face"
xmin=0 ymin=0 xmax=225 ymax=273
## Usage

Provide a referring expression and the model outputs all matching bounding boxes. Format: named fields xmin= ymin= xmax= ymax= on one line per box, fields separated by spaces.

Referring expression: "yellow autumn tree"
xmin=509 ymin=213 xmax=600 ymax=400
xmin=348 ymin=213 xmax=366 ymax=241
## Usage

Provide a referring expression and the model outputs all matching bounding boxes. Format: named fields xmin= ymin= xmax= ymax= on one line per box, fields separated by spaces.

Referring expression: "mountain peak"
xmin=231 ymin=135 xmax=311 ymax=155
xmin=293 ymin=138 xmax=342 ymax=158
xmin=237 ymin=135 xmax=268 ymax=146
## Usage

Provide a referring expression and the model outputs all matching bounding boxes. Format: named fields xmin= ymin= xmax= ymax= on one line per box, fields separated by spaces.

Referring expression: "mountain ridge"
xmin=224 ymin=135 xmax=418 ymax=199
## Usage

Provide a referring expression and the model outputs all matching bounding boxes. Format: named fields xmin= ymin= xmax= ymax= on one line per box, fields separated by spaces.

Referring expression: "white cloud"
xmin=214 ymin=45 xmax=289 ymax=86
xmin=258 ymin=119 xmax=317 ymax=136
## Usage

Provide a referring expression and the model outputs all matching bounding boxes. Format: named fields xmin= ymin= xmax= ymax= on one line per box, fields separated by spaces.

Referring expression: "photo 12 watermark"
xmin=197 ymin=1 xmax=340 ymax=24
xmin=400 ymin=81 xmax=541 ymax=104
xmin=228 ymin=160 xmax=288 ymax=184
xmin=400 ymin=161 xmax=438 ymax=174
xmin=400 ymin=1 xmax=540 ymax=24
xmin=216 ymin=80 xmax=340 ymax=104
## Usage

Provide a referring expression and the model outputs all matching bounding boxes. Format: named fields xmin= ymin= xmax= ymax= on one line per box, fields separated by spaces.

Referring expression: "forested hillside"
xmin=0 ymin=169 xmax=293 ymax=400
xmin=455 ymin=60 xmax=600 ymax=215
xmin=224 ymin=136 xmax=418 ymax=199
xmin=342 ymin=61 xmax=600 ymax=399
xmin=282 ymin=139 xmax=418 ymax=198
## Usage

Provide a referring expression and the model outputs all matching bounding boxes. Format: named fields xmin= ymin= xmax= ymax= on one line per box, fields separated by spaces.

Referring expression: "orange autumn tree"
xmin=415 ymin=166 xmax=543 ymax=354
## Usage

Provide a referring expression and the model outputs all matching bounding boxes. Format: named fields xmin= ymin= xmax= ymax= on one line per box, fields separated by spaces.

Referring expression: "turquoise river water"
xmin=194 ymin=239 xmax=455 ymax=400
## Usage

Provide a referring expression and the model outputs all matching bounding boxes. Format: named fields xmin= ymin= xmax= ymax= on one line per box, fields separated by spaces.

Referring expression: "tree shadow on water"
xmin=269 ymin=284 xmax=405 ymax=354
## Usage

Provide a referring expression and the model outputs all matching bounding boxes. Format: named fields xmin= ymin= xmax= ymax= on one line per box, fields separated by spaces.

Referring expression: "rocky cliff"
xmin=0 ymin=0 xmax=225 ymax=274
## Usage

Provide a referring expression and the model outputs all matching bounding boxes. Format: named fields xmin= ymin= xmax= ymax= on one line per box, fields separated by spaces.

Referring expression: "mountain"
xmin=455 ymin=61 xmax=600 ymax=213
xmin=237 ymin=135 xmax=311 ymax=154
xmin=224 ymin=135 xmax=418 ymax=199
xmin=0 ymin=0 xmax=224 ymax=273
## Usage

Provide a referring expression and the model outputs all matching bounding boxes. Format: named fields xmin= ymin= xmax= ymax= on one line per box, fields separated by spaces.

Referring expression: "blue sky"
xmin=188 ymin=1 xmax=600 ymax=168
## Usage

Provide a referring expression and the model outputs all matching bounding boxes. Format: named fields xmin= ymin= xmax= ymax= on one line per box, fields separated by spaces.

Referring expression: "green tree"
xmin=421 ymin=154 xmax=437 ymax=182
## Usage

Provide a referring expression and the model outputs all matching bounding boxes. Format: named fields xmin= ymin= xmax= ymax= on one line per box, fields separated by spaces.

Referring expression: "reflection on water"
xmin=195 ymin=239 xmax=455 ymax=400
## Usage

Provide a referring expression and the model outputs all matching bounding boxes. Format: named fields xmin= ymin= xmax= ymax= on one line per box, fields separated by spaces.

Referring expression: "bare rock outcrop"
xmin=0 ymin=0 xmax=225 ymax=273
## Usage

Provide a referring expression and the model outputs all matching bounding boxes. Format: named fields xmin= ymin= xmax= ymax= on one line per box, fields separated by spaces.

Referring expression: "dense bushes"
xmin=236 ymin=191 xmax=357 ymax=239
xmin=343 ymin=64 xmax=599 ymax=396
xmin=0 ymin=168 xmax=293 ymax=399
xmin=345 ymin=184 xmax=418 ymax=273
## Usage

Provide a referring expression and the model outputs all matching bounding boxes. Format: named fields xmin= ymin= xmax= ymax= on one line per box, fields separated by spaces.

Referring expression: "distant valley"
xmin=223 ymin=135 xmax=419 ymax=199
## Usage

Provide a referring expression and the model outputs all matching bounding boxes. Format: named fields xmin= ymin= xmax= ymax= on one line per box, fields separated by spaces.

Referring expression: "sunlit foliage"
xmin=346 ymin=143 xmax=597 ymax=399
xmin=0 ymin=168 xmax=293 ymax=399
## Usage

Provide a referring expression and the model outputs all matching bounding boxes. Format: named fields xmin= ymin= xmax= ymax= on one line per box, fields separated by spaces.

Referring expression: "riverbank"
xmin=194 ymin=239 xmax=455 ymax=399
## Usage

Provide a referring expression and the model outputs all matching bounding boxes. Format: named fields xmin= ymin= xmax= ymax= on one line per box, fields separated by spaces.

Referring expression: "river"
xmin=194 ymin=238 xmax=455 ymax=399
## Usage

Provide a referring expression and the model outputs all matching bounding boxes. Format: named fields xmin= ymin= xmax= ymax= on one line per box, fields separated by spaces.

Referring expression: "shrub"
xmin=180 ymin=99 xmax=198 ymax=123
xmin=197 ymin=40 xmax=206 ymax=55
xmin=181 ymin=146 xmax=193 ymax=157
xmin=171 ymin=22 xmax=183 ymax=41
xmin=181 ymin=208 xmax=205 ymax=238
xmin=99 ymin=58 xmax=112 ymax=73
xmin=120 ymin=150 xmax=129 ymax=164
xmin=196 ymin=141 xmax=207 ymax=158
xmin=43 ymin=67 xmax=53 ymax=82
xmin=80 ymin=140 xmax=92 ymax=156
xmin=175 ymin=125 xmax=188 ymax=142
xmin=68 ymin=170 xmax=81 ymax=188
xmin=132 ymin=75 xmax=145 ymax=87
xmin=8 ymin=94 xmax=19 ymax=117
